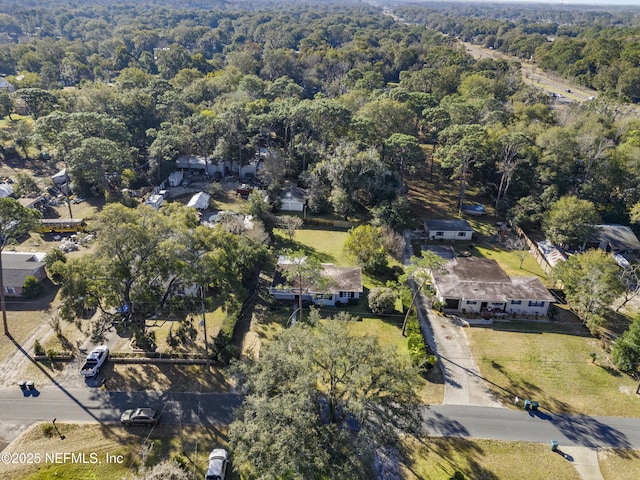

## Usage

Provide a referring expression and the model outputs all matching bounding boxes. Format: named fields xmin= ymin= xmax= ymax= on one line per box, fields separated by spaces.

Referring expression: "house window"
xmin=315 ymin=293 xmax=329 ymax=300
xmin=457 ymin=231 xmax=466 ymax=237
xmin=435 ymin=231 xmax=444 ymax=236
xmin=339 ymin=291 xmax=353 ymax=298
xmin=510 ymin=300 xmax=522 ymax=305
xmin=5 ymin=287 xmax=15 ymax=294
xmin=466 ymin=300 xmax=477 ymax=305
xmin=528 ymin=301 xmax=545 ymax=307
xmin=491 ymin=302 xmax=503 ymax=306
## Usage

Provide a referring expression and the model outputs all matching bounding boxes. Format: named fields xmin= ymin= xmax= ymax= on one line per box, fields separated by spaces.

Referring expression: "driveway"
xmin=404 ymin=232 xmax=502 ymax=407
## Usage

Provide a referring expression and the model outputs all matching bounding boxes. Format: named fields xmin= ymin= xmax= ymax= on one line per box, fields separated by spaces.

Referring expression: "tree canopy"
xmin=229 ymin=313 xmax=424 ymax=479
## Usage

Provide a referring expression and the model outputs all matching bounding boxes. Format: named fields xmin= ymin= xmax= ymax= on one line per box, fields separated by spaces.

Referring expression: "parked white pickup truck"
xmin=80 ymin=345 xmax=109 ymax=377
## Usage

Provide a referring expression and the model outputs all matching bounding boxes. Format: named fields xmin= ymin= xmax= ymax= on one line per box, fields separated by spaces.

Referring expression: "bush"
xmin=34 ymin=339 xmax=45 ymax=356
xmin=368 ymin=287 xmax=397 ymax=314
xmin=22 ymin=275 xmax=43 ymax=298
xmin=41 ymin=424 xmax=55 ymax=438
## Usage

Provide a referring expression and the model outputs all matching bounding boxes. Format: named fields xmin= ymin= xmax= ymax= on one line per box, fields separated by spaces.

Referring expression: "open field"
xmin=467 ymin=321 xmax=640 ymax=417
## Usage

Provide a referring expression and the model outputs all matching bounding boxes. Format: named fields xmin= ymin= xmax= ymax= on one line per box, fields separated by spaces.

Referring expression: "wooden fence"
xmin=515 ymin=226 xmax=553 ymax=276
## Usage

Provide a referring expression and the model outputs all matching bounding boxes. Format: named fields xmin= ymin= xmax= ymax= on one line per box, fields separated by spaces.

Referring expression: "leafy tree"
xmin=553 ymin=249 xmax=624 ymax=323
xmin=542 ymin=195 xmax=600 ymax=249
xmin=383 ymin=133 xmax=424 ymax=184
xmin=65 ymin=137 xmax=133 ymax=196
xmin=344 ymin=224 xmax=388 ymax=275
xmin=436 ymin=124 xmax=487 ymax=213
xmin=400 ymin=251 xmax=448 ymax=335
xmin=22 ymin=275 xmax=42 ymax=299
xmin=631 ymin=201 xmax=640 ymax=225
xmin=277 ymin=249 xmax=324 ymax=324
xmin=13 ymin=88 xmax=56 ymax=119
xmin=13 ymin=172 xmax=40 ymax=197
xmin=55 ymin=204 xmax=260 ymax=338
xmin=43 ymin=248 xmax=66 ymax=284
xmin=0 ymin=89 xmax=13 ymax=120
xmin=229 ymin=316 xmax=424 ymax=479
xmin=0 ymin=198 xmax=41 ymax=335
xmin=612 ymin=315 xmax=640 ymax=372
xmin=368 ymin=287 xmax=397 ymax=314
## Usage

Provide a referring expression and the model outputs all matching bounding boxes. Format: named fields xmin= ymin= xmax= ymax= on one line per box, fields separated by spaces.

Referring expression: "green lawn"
xmin=467 ymin=322 xmax=640 ymax=416
xmin=474 ymin=243 xmax=548 ymax=280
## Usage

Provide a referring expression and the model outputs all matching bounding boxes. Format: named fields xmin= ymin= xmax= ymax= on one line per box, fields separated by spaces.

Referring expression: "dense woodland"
xmin=396 ymin=2 xmax=640 ymax=101
xmin=0 ymin=0 xmax=639 ymax=232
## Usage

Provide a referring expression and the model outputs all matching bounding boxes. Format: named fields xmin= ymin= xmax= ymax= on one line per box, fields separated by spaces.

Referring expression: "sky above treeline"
xmin=420 ymin=0 xmax=640 ymax=5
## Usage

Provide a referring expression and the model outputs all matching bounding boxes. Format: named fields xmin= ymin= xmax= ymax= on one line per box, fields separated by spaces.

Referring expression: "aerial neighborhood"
xmin=1 ymin=1 xmax=640 ymax=479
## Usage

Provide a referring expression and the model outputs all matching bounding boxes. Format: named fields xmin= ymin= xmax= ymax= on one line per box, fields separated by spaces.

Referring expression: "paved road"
xmin=461 ymin=41 xmax=598 ymax=104
xmin=2 ymin=386 xmax=640 ymax=450
xmin=0 ymin=386 xmax=241 ymax=426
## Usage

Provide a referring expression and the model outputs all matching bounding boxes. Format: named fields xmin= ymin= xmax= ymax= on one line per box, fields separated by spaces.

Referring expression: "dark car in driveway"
xmin=120 ymin=407 xmax=160 ymax=426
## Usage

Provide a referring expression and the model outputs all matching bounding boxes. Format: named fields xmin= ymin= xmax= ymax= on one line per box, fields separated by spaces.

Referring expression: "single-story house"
xmin=187 ymin=191 xmax=210 ymax=210
xmin=280 ymin=186 xmax=307 ymax=212
xmin=270 ymin=256 xmax=362 ymax=306
xmin=424 ymin=219 xmax=474 ymax=241
xmin=589 ymin=224 xmax=640 ymax=258
xmin=431 ymin=257 xmax=555 ymax=316
xmin=2 ymin=252 xmax=47 ymax=296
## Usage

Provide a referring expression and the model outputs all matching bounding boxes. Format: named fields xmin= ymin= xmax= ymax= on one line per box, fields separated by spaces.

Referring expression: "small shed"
xmin=145 ymin=194 xmax=164 ymax=210
xmin=424 ymin=219 xmax=474 ymax=241
xmin=168 ymin=171 xmax=183 ymax=187
xmin=280 ymin=186 xmax=307 ymax=212
xmin=187 ymin=191 xmax=210 ymax=210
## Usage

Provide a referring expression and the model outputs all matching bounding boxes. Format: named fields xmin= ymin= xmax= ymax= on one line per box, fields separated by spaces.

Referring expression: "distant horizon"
xmin=405 ymin=0 xmax=640 ymax=6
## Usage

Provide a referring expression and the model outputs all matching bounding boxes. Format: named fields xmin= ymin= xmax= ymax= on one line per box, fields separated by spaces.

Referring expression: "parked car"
xmin=205 ymin=448 xmax=228 ymax=480
xmin=120 ymin=407 xmax=160 ymax=426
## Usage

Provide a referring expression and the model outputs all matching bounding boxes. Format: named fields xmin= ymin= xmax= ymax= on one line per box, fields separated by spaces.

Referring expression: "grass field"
xmin=1 ymin=423 xmax=593 ymax=480
xmin=467 ymin=322 xmax=640 ymax=416
xmin=599 ymin=448 xmax=640 ymax=479
xmin=402 ymin=437 xmax=581 ymax=480
xmin=0 ymin=422 xmax=236 ymax=480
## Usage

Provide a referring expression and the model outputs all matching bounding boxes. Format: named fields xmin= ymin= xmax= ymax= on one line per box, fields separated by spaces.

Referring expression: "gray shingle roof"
xmin=432 ymin=257 xmax=555 ymax=303
xmin=424 ymin=219 xmax=474 ymax=232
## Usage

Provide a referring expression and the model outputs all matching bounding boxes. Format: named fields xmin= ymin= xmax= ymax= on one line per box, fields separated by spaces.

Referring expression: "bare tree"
xmin=616 ymin=263 xmax=640 ymax=312
xmin=505 ymin=235 xmax=528 ymax=269
xmin=280 ymin=215 xmax=304 ymax=242
xmin=495 ymin=132 xmax=529 ymax=212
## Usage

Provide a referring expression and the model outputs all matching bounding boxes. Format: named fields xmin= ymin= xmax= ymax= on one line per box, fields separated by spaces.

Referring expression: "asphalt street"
xmin=2 ymin=386 xmax=640 ymax=450
xmin=0 ymin=386 xmax=241 ymax=425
